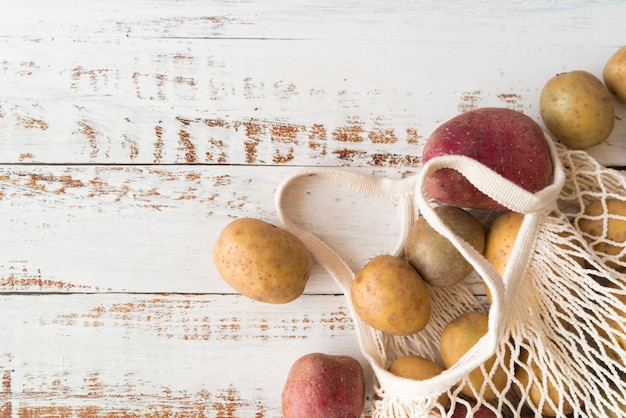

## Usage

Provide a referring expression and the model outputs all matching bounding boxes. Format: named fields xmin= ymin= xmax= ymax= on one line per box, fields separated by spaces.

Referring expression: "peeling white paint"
xmin=0 ymin=1 xmax=625 ymax=416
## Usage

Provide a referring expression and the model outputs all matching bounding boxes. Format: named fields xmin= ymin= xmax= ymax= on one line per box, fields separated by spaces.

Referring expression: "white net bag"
xmin=274 ymin=136 xmax=626 ymax=418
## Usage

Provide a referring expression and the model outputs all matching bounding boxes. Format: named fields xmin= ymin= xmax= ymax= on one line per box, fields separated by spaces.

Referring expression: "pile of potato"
xmin=212 ymin=45 xmax=626 ymax=418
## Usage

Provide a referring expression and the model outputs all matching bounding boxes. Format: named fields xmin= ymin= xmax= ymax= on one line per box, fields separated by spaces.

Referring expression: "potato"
xmin=483 ymin=210 xmax=586 ymax=318
xmin=351 ymin=255 xmax=431 ymax=336
xmin=404 ymin=205 xmax=485 ymax=287
xmin=213 ymin=217 xmax=312 ymax=304
xmin=388 ymin=355 xmax=449 ymax=407
xmin=484 ymin=211 xmax=523 ymax=277
xmin=422 ymin=107 xmax=553 ymax=211
xmin=514 ymin=350 xmax=577 ymax=416
xmin=577 ymin=198 xmax=626 ymax=270
xmin=603 ymin=45 xmax=626 ymax=103
xmin=604 ymin=282 xmax=626 ymax=367
xmin=439 ymin=311 xmax=510 ymax=401
xmin=589 ymin=383 xmax=626 ymax=418
xmin=448 ymin=401 xmax=498 ymax=418
xmin=483 ymin=211 xmax=524 ymax=302
xmin=540 ymin=70 xmax=615 ymax=150
xmin=282 ymin=352 xmax=365 ymax=418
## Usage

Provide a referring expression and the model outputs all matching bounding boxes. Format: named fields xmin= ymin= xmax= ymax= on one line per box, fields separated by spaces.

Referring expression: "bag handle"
xmin=275 ymin=168 xmax=419 ymax=293
xmin=274 ymin=134 xmax=565 ymax=400
xmin=411 ymin=135 xmax=565 ymax=374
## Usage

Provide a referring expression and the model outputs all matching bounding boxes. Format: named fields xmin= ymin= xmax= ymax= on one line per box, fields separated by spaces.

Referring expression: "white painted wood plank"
xmin=1 ymin=36 xmax=625 ymax=165
xmin=1 ymin=0 xmax=624 ymax=45
xmin=0 ymin=2 xmax=625 ymax=417
xmin=0 ymin=165 xmax=420 ymax=294
xmin=0 ymin=293 xmax=374 ymax=417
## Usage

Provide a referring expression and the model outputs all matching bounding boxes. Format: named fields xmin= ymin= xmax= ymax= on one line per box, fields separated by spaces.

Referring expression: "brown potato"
xmin=351 ymin=255 xmax=431 ymax=336
xmin=484 ymin=211 xmax=586 ymax=302
xmin=540 ymin=70 xmax=615 ymax=150
xmin=483 ymin=211 xmax=524 ymax=302
xmin=577 ymin=198 xmax=626 ymax=270
xmin=388 ymin=355 xmax=449 ymax=407
xmin=439 ymin=311 xmax=510 ymax=401
xmin=515 ymin=350 xmax=577 ymax=416
xmin=213 ymin=217 xmax=312 ymax=304
xmin=404 ymin=205 xmax=485 ymax=287
xmin=603 ymin=45 xmax=626 ymax=103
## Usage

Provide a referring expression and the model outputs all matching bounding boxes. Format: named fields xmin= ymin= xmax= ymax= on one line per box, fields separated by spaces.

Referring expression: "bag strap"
xmin=275 ymin=168 xmax=418 ymax=294
xmin=412 ymin=135 xmax=565 ymax=360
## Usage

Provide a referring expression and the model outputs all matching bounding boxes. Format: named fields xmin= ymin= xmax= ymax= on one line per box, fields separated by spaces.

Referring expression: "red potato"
xmin=422 ymin=107 xmax=553 ymax=211
xmin=449 ymin=401 xmax=497 ymax=417
xmin=282 ymin=353 xmax=366 ymax=418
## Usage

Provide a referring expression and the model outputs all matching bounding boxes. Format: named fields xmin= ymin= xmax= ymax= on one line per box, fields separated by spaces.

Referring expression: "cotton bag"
xmin=274 ymin=136 xmax=626 ymax=417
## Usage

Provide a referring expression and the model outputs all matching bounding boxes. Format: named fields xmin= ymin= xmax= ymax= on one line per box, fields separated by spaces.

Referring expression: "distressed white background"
xmin=1 ymin=1 xmax=625 ymax=416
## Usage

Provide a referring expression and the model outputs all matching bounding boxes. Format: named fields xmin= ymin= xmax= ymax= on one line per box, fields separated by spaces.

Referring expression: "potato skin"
xmin=603 ymin=45 xmax=626 ymax=103
xmin=404 ymin=205 xmax=485 ymax=287
xmin=422 ymin=107 xmax=553 ymax=211
xmin=282 ymin=353 xmax=365 ymax=418
xmin=483 ymin=211 xmax=523 ymax=278
xmin=514 ymin=350 xmax=576 ymax=416
xmin=213 ymin=217 xmax=312 ymax=304
xmin=351 ymin=255 xmax=431 ymax=336
xmin=483 ymin=211 xmax=524 ymax=301
xmin=577 ymin=198 xmax=626 ymax=270
xmin=388 ymin=355 xmax=449 ymax=407
xmin=440 ymin=311 xmax=510 ymax=401
xmin=540 ymin=70 xmax=615 ymax=150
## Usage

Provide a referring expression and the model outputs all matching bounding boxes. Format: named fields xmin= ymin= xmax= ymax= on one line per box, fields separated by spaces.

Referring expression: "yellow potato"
xmin=577 ymin=198 xmax=626 ymax=270
xmin=483 ymin=211 xmax=585 ymax=302
xmin=351 ymin=255 xmax=431 ymax=336
xmin=439 ymin=311 xmax=510 ymax=401
xmin=483 ymin=211 xmax=524 ymax=302
xmin=404 ymin=205 xmax=485 ymax=288
xmin=515 ymin=350 xmax=577 ymax=416
xmin=590 ymin=383 xmax=626 ymax=418
xmin=540 ymin=70 xmax=615 ymax=150
xmin=483 ymin=211 xmax=524 ymax=276
xmin=213 ymin=217 xmax=312 ymax=304
xmin=604 ymin=45 xmax=626 ymax=103
xmin=388 ymin=355 xmax=449 ymax=407
xmin=605 ymin=283 xmax=626 ymax=367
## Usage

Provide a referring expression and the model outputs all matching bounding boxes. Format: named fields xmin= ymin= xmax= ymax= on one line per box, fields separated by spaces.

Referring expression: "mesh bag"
xmin=275 ymin=136 xmax=626 ymax=418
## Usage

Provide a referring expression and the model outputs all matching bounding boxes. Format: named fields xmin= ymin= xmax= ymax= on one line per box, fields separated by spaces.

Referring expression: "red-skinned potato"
xmin=422 ymin=107 xmax=553 ymax=211
xmin=449 ymin=401 xmax=497 ymax=418
xmin=282 ymin=353 xmax=365 ymax=418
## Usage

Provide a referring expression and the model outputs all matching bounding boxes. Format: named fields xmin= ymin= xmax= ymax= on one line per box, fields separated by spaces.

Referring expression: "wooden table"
xmin=1 ymin=1 xmax=625 ymax=416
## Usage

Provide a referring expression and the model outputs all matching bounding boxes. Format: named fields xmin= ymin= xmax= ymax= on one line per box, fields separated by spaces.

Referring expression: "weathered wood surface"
xmin=1 ymin=1 xmax=626 ymax=416
xmin=0 ymin=165 xmax=411 ymax=294
xmin=0 ymin=293 xmax=372 ymax=417
xmin=2 ymin=1 xmax=626 ymax=167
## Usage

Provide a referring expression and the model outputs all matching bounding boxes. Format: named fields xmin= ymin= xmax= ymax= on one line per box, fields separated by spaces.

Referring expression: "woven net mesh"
xmin=371 ymin=145 xmax=626 ymax=417
xmin=275 ymin=142 xmax=626 ymax=418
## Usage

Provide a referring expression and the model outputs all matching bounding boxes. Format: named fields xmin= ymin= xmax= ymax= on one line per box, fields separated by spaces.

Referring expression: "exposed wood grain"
xmin=2 ymin=1 xmax=626 ymax=417
xmin=2 ymin=0 xmax=624 ymax=43
xmin=0 ymin=293 xmax=373 ymax=418
xmin=0 ymin=165 xmax=421 ymax=294
xmin=1 ymin=2 xmax=625 ymax=166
